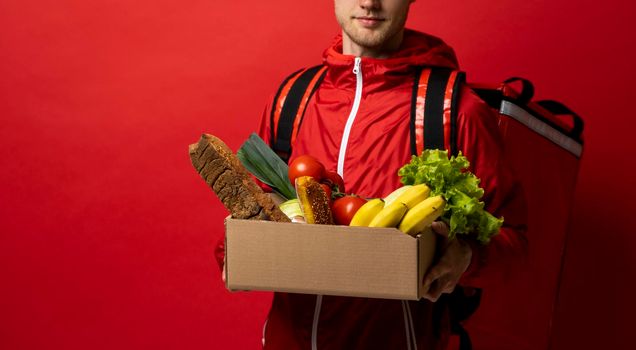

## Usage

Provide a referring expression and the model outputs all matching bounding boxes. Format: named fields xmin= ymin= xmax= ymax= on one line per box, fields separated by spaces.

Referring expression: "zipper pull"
xmin=352 ymin=57 xmax=361 ymax=75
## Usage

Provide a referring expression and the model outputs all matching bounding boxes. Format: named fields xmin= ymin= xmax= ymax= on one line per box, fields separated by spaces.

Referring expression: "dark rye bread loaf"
xmin=189 ymin=134 xmax=290 ymax=222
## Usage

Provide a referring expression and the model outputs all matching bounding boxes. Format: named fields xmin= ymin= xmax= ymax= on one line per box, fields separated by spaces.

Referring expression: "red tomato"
xmin=323 ymin=171 xmax=345 ymax=193
xmin=288 ymin=155 xmax=326 ymax=184
xmin=331 ymin=196 xmax=367 ymax=225
xmin=320 ymin=183 xmax=332 ymax=202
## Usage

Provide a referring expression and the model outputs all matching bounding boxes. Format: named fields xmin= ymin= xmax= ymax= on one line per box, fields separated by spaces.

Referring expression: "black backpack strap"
xmin=411 ymin=67 xmax=466 ymax=156
xmin=270 ymin=65 xmax=327 ymax=163
xmin=411 ymin=67 xmax=479 ymax=350
xmin=423 ymin=68 xmax=452 ymax=150
xmin=269 ymin=67 xmax=304 ymax=149
xmin=449 ymin=71 xmax=466 ymax=157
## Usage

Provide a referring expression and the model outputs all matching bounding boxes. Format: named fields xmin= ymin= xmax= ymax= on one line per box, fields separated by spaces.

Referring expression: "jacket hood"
xmin=323 ymin=29 xmax=459 ymax=72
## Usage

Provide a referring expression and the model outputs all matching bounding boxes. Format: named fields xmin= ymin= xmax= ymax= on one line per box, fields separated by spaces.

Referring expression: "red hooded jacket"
xmin=215 ymin=29 xmax=527 ymax=350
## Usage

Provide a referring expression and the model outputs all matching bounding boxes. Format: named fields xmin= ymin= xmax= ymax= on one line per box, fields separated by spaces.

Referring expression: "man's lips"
xmin=354 ymin=16 xmax=385 ymax=28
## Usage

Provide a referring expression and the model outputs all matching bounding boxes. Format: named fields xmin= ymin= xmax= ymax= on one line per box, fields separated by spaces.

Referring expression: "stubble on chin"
xmin=342 ymin=21 xmax=393 ymax=50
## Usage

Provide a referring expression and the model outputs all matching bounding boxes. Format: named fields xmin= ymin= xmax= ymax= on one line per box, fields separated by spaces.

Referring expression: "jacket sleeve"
xmin=454 ymin=85 xmax=529 ymax=289
xmin=213 ymin=99 xmax=276 ymax=273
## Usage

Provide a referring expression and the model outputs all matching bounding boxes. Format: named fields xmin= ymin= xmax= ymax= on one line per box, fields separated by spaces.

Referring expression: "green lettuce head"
xmin=398 ymin=149 xmax=503 ymax=244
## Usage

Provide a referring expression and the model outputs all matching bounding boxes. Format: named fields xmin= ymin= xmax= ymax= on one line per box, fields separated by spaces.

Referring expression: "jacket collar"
xmin=323 ymin=29 xmax=459 ymax=76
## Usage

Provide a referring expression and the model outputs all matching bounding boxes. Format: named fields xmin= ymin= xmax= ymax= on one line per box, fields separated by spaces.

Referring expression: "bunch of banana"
xmin=349 ymin=184 xmax=446 ymax=236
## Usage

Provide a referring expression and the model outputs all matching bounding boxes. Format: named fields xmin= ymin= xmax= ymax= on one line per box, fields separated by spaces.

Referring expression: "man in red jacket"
xmin=217 ymin=0 xmax=527 ymax=349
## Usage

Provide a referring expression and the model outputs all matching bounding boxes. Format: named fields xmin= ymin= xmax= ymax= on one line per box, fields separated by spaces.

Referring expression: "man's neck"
xmin=341 ymin=29 xmax=405 ymax=59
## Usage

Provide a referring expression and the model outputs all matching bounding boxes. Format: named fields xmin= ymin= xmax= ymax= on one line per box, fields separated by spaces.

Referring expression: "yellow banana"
xmin=383 ymin=185 xmax=412 ymax=207
xmin=398 ymin=195 xmax=446 ymax=236
xmin=350 ymin=198 xmax=385 ymax=227
xmin=368 ymin=201 xmax=409 ymax=228
xmin=392 ymin=184 xmax=431 ymax=209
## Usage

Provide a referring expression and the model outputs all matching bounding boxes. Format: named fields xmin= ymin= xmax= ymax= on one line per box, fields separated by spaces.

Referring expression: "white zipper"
xmin=311 ymin=295 xmax=323 ymax=350
xmin=310 ymin=58 xmax=362 ymax=350
xmin=336 ymin=56 xmax=363 ymax=179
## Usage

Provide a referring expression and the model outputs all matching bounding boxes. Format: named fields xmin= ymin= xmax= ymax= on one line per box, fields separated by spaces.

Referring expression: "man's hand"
xmin=421 ymin=221 xmax=472 ymax=302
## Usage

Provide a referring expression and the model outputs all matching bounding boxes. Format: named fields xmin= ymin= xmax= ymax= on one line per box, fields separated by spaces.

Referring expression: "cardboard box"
xmin=224 ymin=218 xmax=437 ymax=300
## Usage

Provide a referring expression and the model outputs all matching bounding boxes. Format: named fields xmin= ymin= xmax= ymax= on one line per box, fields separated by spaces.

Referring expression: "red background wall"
xmin=1 ymin=1 xmax=634 ymax=349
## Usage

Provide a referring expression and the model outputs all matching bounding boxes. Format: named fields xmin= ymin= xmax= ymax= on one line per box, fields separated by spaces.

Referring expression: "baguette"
xmin=189 ymin=134 xmax=290 ymax=222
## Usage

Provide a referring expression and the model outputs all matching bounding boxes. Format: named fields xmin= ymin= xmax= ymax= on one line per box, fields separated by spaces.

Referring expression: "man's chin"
xmin=347 ymin=28 xmax=387 ymax=48
xmin=351 ymin=34 xmax=387 ymax=50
